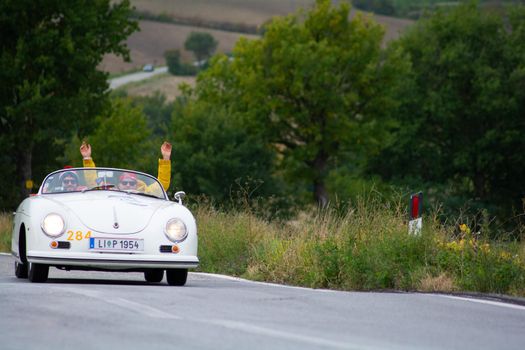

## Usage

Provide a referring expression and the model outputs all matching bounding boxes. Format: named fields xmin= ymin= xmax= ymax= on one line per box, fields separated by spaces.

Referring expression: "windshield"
xmin=40 ymin=168 xmax=166 ymax=199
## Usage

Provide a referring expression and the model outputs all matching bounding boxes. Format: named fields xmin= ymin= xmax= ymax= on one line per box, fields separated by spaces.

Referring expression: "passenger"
xmin=80 ymin=141 xmax=172 ymax=191
xmin=59 ymin=171 xmax=81 ymax=192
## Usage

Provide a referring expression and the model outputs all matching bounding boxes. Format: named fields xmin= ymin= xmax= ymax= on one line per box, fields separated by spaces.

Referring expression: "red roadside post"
xmin=409 ymin=192 xmax=423 ymax=235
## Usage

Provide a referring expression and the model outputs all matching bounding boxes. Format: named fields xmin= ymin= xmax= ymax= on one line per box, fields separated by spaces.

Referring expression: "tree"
xmin=164 ymin=49 xmax=196 ymax=76
xmin=190 ymin=0 xmax=407 ymax=206
xmin=353 ymin=0 xmax=395 ymax=16
xmin=61 ymin=98 xmax=156 ymax=175
xmin=184 ymin=32 xmax=218 ymax=65
xmin=0 ymin=0 xmax=138 ymax=206
xmin=170 ymin=98 xmax=276 ymax=202
xmin=370 ymin=3 xmax=525 ymax=216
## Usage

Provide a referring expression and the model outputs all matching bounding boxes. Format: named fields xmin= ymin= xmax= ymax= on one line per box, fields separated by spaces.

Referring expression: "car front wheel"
xmin=28 ymin=263 xmax=49 ymax=283
xmin=144 ymin=269 xmax=164 ymax=283
xmin=15 ymin=261 xmax=28 ymax=279
xmin=166 ymin=268 xmax=187 ymax=286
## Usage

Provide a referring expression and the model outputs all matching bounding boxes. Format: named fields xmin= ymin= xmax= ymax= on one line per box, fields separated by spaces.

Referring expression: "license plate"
xmin=89 ymin=237 xmax=144 ymax=252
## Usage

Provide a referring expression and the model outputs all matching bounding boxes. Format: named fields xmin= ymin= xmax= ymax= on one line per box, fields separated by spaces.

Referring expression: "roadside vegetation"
xmin=0 ymin=213 xmax=12 ymax=253
xmin=194 ymin=195 xmax=525 ymax=296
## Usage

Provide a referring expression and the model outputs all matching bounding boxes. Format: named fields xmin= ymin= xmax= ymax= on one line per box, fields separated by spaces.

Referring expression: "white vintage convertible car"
xmin=11 ymin=167 xmax=198 ymax=285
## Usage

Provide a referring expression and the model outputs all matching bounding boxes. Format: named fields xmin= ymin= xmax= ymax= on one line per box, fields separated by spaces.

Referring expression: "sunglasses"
xmin=63 ymin=179 xmax=77 ymax=185
xmin=120 ymin=180 xmax=137 ymax=186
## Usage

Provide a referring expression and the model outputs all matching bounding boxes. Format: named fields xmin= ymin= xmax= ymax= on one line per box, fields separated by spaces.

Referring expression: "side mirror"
xmin=174 ymin=191 xmax=186 ymax=204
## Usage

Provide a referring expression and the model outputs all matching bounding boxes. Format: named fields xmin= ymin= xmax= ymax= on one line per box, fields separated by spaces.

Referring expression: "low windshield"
xmin=41 ymin=168 xmax=165 ymax=199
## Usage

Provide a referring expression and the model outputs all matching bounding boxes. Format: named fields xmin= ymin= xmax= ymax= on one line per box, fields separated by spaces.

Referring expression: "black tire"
xmin=28 ymin=263 xmax=49 ymax=283
xmin=144 ymin=269 xmax=164 ymax=283
xmin=166 ymin=268 xmax=188 ymax=286
xmin=15 ymin=261 xmax=28 ymax=279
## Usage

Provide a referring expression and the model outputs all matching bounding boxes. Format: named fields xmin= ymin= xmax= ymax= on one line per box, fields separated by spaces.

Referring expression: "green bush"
xmin=164 ymin=49 xmax=197 ymax=76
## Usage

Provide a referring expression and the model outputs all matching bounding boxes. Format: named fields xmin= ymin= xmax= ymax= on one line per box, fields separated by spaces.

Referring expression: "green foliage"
xmin=353 ymin=0 xmax=396 ymax=16
xmin=370 ymin=2 xmax=525 ymax=224
xmin=196 ymin=206 xmax=266 ymax=275
xmin=164 ymin=49 xmax=197 ymax=76
xmin=0 ymin=0 xmax=138 ymax=208
xmin=128 ymin=92 xmax=174 ymax=137
xmin=436 ymin=238 xmax=525 ymax=294
xmin=184 ymin=31 xmax=218 ymax=63
xmin=170 ymin=97 xmax=277 ymax=202
xmin=191 ymin=0 xmax=408 ymax=206
xmin=0 ymin=212 xmax=12 ymax=253
xmin=353 ymin=1 xmax=502 ymax=19
xmin=89 ymin=99 xmax=156 ymax=174
xmin=0 ymin=134 xmax=17 ymax=207
xmin=61 ymin=98 xmax=157 ymax=175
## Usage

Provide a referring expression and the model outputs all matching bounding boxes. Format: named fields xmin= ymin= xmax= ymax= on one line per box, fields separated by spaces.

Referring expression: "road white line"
xmin=437 ymin=295 xmax=525 ymax=311
xmin=205 ymin=319 xmax=365 ymax=350
xmin=0 ymin=252 xmax=11 ymax=256
xmin=54 ymin=286 xmax=180 ymax=319
xmin=194 ymin=272 xmax=338 ymax=293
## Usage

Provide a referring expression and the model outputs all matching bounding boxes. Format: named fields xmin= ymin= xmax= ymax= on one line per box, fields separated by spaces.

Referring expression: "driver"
xmin=118 ymin=172 xmax=139 ymax=191
xmin=59 ymin=171 xmax=81 ymax=192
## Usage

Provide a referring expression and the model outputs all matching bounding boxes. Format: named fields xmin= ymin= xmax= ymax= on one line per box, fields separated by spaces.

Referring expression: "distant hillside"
xmin=128 ymin=0 xmax=413 ymax=36
xmin=102 ymin=0 xmax=413 ymax=73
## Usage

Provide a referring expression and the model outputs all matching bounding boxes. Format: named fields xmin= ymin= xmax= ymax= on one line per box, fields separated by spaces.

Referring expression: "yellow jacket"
xmin=83 ymin=158 xmax=171 ymax=191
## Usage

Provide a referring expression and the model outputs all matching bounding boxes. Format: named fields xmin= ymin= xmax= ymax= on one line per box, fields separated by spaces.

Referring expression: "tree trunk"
xmin=314 ymin=179 xmax=329 ymax=208
xmin=312 ymin=149 xmax=329 ymax=208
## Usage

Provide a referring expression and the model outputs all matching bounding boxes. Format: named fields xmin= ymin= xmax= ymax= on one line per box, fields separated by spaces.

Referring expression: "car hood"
xmin=45 ymin=192 xmax=169 ymax=234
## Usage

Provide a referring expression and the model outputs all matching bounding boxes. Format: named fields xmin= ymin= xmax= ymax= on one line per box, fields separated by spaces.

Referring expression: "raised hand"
xmin=161 ymin=141 xmax=172 ymax=160
xmin=80 ymin=141 xmax=92 ymax=158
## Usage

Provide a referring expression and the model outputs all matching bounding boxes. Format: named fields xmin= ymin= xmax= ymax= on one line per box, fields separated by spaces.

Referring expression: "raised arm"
xmin=80 ymin=142 xmax=95 ymax=167
xmin=80 ymin=141 xmax=97 ymax=187
xmin=157 ymin=141 xmax=171 ymax=191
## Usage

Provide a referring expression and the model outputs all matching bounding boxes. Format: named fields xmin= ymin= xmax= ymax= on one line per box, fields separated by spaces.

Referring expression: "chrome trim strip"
xmin=27 ymin=255 xmax=199 ymax=267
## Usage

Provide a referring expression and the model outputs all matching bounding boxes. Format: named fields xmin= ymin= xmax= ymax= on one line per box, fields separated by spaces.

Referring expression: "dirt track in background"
xmin=116 ymin=74 xmax=196 ymax=101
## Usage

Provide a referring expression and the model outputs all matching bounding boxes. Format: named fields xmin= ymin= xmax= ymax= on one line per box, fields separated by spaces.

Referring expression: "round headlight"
xmin=164 ymin=218 xmax=187 ymax=243
xmin=41 ymin=213 xmax=65 ymax=237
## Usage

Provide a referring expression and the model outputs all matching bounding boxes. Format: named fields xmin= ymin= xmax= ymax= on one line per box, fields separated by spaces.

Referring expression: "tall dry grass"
xmin=195 ymin=196 xmax=525 ymax=296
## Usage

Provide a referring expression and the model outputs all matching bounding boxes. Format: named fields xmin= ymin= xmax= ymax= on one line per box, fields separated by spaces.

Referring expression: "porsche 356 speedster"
xmin=11 ymin=167 xmax=198 ymax=286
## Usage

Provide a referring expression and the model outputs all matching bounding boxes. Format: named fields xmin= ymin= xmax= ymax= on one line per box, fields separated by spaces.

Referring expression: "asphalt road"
xmin=108 ymin=66 xmax=168 ymax=89
xmin=1 ymin=254 xmax=524 ymax=350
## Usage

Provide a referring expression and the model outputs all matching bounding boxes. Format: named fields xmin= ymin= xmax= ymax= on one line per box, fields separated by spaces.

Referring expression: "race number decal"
xmin=67 ymin=230 xmax=92 ymax=241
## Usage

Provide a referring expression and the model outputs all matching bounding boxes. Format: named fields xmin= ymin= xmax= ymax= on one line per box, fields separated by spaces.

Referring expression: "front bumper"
xmin=27 ymin=251 xmax=199 ymax=269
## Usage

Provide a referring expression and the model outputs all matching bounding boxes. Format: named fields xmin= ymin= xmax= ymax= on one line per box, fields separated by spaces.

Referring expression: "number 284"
xmin=67 ymin=230 xmax=91 ymax=241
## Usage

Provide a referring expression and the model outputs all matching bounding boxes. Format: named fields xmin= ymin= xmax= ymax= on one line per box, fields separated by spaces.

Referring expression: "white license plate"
xmin=89 ymin=237 xmax=144 ymax=251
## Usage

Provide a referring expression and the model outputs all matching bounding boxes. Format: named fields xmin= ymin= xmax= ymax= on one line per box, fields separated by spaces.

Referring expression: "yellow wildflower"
xmin=459 ymin=223 xmax=471 ymax=234
xmin=480 ymin=243 xmax=490 ymax=254
xmin=499 ymin=251 xmax=512 ymax=260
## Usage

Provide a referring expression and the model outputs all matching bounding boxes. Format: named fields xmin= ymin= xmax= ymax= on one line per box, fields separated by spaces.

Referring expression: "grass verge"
xmin=0 ymin=212 xmax=12 ymax=253
xmin=195 ymin=197 xmax=525 ymax=296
